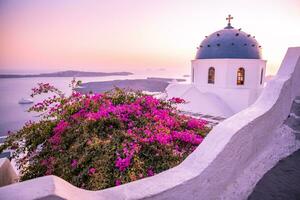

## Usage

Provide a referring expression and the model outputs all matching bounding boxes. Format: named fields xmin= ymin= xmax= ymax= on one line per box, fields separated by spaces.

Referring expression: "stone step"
xmin=294 ymin=96 xmax=300 ymax=104
xmin=248 ymin=149 xmax=300 ymax=200
xmin=290 ymin=101 xmax=300 ymax=116
xmin=285 ymin=115 xmax=300 ymax=130
xmin=290 ymin=113 xmax=300 ymax=119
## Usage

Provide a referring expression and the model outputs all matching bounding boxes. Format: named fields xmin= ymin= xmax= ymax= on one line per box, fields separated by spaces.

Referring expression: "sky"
xmin=0 ymin=0 xmax=299 ymax=76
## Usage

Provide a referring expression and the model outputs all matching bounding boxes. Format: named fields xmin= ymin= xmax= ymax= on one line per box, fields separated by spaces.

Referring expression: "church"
xmin=166 ymin=15 xmax=267 ymax=117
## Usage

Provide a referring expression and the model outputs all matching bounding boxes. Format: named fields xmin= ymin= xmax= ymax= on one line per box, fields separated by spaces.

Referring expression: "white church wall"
xmin=190 ymin=58 xmax=266 ymax=114
xmin=192 ymin=59 xmax=228 ymax=87
xmin=0 ymin=47 xmax=299 ymax=200
xmin=192 ymin=59 xmax=266 ymax=88
xmin=225 ymin=59 xmax=266 ymax=89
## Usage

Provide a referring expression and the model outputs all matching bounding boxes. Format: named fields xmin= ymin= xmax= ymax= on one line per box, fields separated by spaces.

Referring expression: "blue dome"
xmin=196 ymin=25 xmax=262 ymax=59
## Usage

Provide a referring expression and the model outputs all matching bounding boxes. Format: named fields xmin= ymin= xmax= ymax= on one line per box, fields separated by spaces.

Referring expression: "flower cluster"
xmin=0 ymin=84 xmax=210 ymax=191
xmin=49 ymin=120 xmax=69 ymax=146
xmin=169 ymin=97 xmax=186 ymax=104
xmin=31 ymin=83 xmax=64 ymax=98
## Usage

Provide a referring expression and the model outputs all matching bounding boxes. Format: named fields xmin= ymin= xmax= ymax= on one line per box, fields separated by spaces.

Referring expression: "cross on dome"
xmin=225 ymin=14 xmax=234 ymax=29
xmin=226 ymin=14 xmax=233 ymax=24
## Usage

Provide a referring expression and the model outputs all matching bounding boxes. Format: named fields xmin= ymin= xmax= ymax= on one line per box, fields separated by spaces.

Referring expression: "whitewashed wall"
xmin=191 ymin=58 xmax=266 ymax=113
xmin=192 ymin=59 xmax=266 ymax=89
xmin=0 ymin=47 xmax=299 ymax=200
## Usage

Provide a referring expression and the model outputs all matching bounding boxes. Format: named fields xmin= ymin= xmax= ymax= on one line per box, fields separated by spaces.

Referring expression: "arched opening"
xmin=260 ymin=68 xmax=264 ymax=85
xmin=208 ymin=67 xmax=215 ymax=84
xmin=237 ymin=67 xmax=245 ymax=85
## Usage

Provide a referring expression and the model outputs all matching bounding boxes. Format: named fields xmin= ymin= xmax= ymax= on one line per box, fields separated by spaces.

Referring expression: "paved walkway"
xmin=248 ymin=149 xmax=300 ymax=200
xmin=249 ymin=97 xmax=300 ymax=200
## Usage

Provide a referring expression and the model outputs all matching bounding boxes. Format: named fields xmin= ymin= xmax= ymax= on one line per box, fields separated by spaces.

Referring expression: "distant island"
xmin=0 ymin=70 xmax=133 ymax=78
xmin=76 ymin=77 xmax=186 ymax=93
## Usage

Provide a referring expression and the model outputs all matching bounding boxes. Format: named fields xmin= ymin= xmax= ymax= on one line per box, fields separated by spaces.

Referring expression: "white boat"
xmin=18 ymin=98 xmax=34 ymax=104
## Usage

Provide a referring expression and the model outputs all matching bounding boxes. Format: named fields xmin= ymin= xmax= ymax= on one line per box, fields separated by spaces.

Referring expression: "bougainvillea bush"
xmin=0 ymin=80 xmax=210 ymax=190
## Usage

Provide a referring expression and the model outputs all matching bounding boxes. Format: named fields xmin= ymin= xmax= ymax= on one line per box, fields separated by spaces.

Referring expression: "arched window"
xmin=260 ymin=68 xmax=264 ymax=85
xmin=237 ymin=67 xmax=245 ymax=85
xmin=208 ymin=67 xmax=215 ymax=84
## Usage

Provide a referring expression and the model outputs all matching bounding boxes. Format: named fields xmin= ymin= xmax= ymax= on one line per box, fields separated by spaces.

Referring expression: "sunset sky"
xmin=0 ymin=0 xmax=299 ymax=75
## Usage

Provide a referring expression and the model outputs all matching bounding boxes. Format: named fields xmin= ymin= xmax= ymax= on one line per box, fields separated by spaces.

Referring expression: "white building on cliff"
xmin=166 ymin=15 xmax=267 ymax=117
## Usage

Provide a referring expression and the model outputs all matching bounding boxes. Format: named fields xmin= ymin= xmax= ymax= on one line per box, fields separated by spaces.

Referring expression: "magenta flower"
xmin=49 ymin=120 xmax=69 ymax=146
xmin=71 ymin=109 xmax=85 ymax=120
xmin=41 ymin=157 xmax=55 ymax=175
xmin=71 ymin=159 xmax=78 ymax=168
xmin=115 ymin=179 xmax=122 ymax=186
xmin=53 ymin=120 xmax=69 ymax=135
xmin=172 ymin=131 xmax=203 ymax=145
xmin=147 ymin=168 xmax=154 ymax=177
xmin=49 ymin=134 xmax=62 ymax=146
xmin=88 ymin=167 xmax=96 ymax=175
xmin=155 ymin=133 xmax=172 ymax=145
xmin=187 ymin=118 xmax=207 ymax=129
xmin=40 ymin=159 xmax=48 ymax=166
xmin=115 ymin=157 xmax=131 ymax=172
xmin=85 ymin=109 xmax=108 ymax=121
xmin=169 ymin=97 xmax=186 ymax=104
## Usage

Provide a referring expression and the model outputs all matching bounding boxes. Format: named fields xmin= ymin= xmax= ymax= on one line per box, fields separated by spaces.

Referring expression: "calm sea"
xmin=0 ymin=73 xmax=189 ymax=136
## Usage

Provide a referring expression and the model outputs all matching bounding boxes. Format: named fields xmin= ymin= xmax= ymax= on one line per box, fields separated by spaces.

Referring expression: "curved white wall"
xmin=0 ymin=47 xmax=299 ymax=200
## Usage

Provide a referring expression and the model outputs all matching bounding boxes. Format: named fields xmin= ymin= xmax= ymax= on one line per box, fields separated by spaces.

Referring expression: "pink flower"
xmin=49 ymin=134 xmax=62 ymax=146
xmin=41 ymin=157 xmax=55 ymax=175
xmin=187 ymin=118 xmax=207 ymax=129
xmin=147 ymin=168 xmax=154 ymax=177
xmin=155 ymin=133 xmax=172 ymax=145
xmin=71 ymin=109 xmax=85 ymax=120
xmin=49 ymin=120 xmax=69 ymax=146
xmin=41 ymin=159 xmax=48 ymax=166
xmin=71 ymin=159 xmax=78 ymax=168
xmin=115 ymin=179 xmax=122 ymax=186
xmin=169 ymin=97 xmax=185 ymax=104
xmin=115 ymin=157 xmax=131 ymax=172
xmin=88 ymin=167 xmax=96 ymax=175
xmin=85 ymin=109 xmax=108 ymax=121
xmin=53 ymin=120 xmax=69 ymax=135
xmin=172 ymin=131 xmax=203 ymax=145
xmin=87 ymin=139 xmax=92 ymax=145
